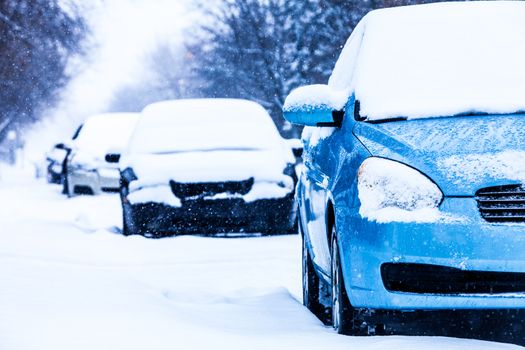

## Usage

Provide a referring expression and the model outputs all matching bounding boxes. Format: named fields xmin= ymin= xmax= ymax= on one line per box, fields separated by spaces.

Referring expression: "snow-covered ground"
xmin=0 ymin=165 xmax=522 ymax=350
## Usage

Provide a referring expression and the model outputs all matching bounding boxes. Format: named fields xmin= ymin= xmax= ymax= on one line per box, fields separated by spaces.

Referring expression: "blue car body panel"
xmin=297 ymin=97 xmax=525 ymax=310
xmin=354 ymin=115 xmax=525 ymax=196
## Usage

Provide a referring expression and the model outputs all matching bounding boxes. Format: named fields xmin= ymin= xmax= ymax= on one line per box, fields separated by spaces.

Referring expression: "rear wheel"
xmin=302 ymin=229 xmax=331 ymax=324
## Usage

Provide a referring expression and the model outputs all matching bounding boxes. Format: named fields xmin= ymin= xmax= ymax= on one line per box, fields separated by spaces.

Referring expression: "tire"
xmin=62 ymin=173 xmax=69 ymax=195
xmin=331 ymin=227 xmax=363 ymax=335
xmin=302 ymin=229 xmax=331 ymax=324
xmin=121 ymin=198 xmax=138 ymax=236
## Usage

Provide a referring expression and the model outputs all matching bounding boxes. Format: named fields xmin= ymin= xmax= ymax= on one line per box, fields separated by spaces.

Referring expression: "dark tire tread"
xmin=302 ymin=230 xmax=331 ymax=324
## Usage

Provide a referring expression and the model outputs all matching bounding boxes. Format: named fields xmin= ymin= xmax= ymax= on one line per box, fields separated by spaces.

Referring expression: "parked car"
xmin=283 ymin=2 xmax=525 ymax=336
xmin=119 ymin=98 xmax=298 ymax=237
xmin=46 ymin=143 xmax=69 ymax=184
xmin=65 ymin=113 xmax=139 ymax=196
xmin=45 ymin=125 xmax=83 ymax=185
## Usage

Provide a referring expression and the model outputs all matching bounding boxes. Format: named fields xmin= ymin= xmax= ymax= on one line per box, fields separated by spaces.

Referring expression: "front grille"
xmin=170 ymin=178 xmax=254 ymax=200
xmin=101 ymin=187 xmax=119 ymax=193
xmin=73 ymin=185 xmax=94 ymax=195
xmin=382 ymin=263 xmax=525 ymax=294
xmin=476 ymin=185 xmax=525 ymax=223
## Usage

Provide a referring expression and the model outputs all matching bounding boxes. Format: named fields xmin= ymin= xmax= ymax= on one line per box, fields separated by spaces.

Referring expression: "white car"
xmin=119 ymin=98 xmax=299 ymax=237
xmin=66 ymin=113 xmax=139 ymax=196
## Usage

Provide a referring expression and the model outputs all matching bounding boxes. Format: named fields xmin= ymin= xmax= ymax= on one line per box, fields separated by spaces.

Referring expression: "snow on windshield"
xmin=128 ymin=99 xmax=282 ymax=155
xmin=74 ymin=113 xmax=139 ymax=156
xmin=329 ymin=1 xmax=525 ymax=121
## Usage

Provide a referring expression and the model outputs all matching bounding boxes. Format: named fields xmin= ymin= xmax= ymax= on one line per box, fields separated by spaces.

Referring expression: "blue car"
xmin=283 ymin=2 xmax=525 ymax=336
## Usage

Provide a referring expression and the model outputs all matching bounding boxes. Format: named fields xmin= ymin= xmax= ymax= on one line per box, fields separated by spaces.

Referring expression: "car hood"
xmin=122 ymin=149 xmax=291 ymax=188
xmin=70 ymin=149 xmax=119 ymax=170
xmin=353 ymin=114 xmax=525 ymax=196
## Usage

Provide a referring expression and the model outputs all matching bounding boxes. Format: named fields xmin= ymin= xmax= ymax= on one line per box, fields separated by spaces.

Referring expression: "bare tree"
xmin=108 ymin=44 xmax=199 ymax=113
xmin=185 ymin=0 xmax=457 ymax=137
xmin=185 ymin=0 xmax=298 ymax=135
xmin=0 ymin=0 xmax=86 ymax=143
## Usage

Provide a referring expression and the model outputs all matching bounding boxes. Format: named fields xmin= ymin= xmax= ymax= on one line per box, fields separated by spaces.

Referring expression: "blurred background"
xmin=0 ymin=0 xmax=455 ymax=166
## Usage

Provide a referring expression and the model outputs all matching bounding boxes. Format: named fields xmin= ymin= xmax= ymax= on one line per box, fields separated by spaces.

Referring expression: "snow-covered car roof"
xmin=128 ymin=99 xmax=283 ymax=154
xmin=329 ymin=1 xmax=525 ymax=121
xmin=73 ymin=113 xmax=139 ymax=156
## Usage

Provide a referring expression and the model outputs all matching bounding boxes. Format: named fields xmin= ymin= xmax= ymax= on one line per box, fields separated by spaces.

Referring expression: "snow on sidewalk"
xmin=0 ymin=166 xmax=521 ymax=349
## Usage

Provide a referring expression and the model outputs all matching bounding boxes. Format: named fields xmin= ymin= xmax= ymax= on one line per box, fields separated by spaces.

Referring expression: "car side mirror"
xmin=283 ymin=84 xmax=348 ymax=127
xmin=105 ymin=153 xmax=121 ymax=163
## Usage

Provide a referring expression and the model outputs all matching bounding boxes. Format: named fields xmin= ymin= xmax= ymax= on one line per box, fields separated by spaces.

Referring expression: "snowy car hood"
xmin=353 ymin=114 xmax=525 ymax=196
xmin=122 ymin=149 xmax=291 ymax=188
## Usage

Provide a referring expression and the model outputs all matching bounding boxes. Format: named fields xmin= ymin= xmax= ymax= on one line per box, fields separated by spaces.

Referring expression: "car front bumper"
xmin=339 ymin=197 xmax=525 ymax=310
xmin=68 ymin=167 xmax=120 ymax=195
xmin=125 ymin=194 xmax=297 ymax=235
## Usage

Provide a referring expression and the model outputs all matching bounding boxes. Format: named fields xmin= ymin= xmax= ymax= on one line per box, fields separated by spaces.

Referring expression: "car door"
xmin=301 ymin=129 xmax=336 ymax=277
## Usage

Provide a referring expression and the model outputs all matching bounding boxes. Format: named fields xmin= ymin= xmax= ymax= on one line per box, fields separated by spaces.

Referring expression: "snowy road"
xmin=0 ymin=166 xmax=522 ymax=350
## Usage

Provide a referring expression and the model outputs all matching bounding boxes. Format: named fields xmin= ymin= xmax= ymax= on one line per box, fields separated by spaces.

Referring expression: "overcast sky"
xmin=25 ymin=0 xmax=190 ymax=160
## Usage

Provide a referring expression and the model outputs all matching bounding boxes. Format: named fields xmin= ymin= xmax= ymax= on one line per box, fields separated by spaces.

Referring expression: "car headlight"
xmin=357 ymin=158 xmax=443 ymax=216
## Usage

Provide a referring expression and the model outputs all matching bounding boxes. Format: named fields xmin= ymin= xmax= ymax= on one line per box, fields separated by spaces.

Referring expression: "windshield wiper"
xmin=356 ymin=102 xmax=525 ymax=124
xmin=354 ymin=100 xmax=407 ymax=124
xmin=366 ymin=117 xmax=408 ymax=124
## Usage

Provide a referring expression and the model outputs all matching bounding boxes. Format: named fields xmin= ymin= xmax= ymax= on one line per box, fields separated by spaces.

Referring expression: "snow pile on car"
xmin=127 ymin=99 xmax=284 ymax=155
xmin=301 ymin=126 xmax=335 ymax=148
xmin=73 ymin=113 xmax=139 ymax=162
xmin=329 ymin=1 xmax=525 ymax=121
xmin=127 ymin=185 xmax=183 ymax=207
xmin=358 ymin=158 xmax=446 ymax=223
xmin=283 ymin=84 xmax=349 ymax=113
xmin=439 ymin=150 xmax=525 ymax=186
xmin=122 ymin=99 xmax=295 ymax=205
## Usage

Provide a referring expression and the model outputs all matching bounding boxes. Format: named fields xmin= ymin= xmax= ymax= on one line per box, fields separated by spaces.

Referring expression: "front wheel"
xmin=331 ymin=230 xmax=356 ymax=334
